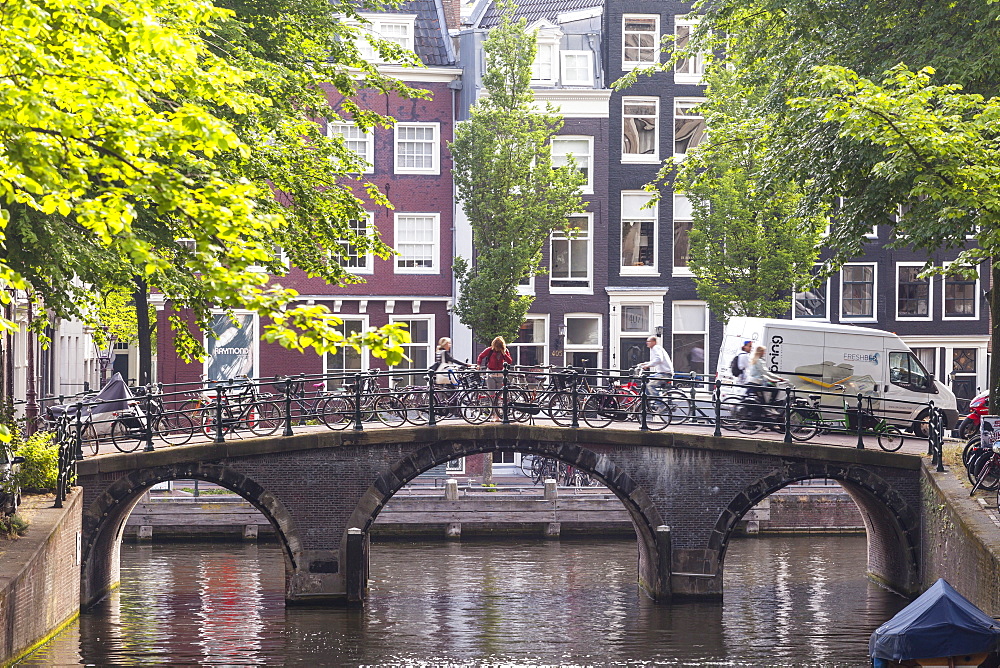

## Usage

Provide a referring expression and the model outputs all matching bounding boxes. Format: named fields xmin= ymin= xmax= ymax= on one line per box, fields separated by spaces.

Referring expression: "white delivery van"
xmin=717 ymin=317 xmax=959 ymax=431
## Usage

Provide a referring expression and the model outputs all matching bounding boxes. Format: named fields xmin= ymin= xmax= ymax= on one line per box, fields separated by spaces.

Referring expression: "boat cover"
xmin=46 ymin=373 xmax=132 ymax=419
xmin=870 ymin=578 xmax=1000 ymax=661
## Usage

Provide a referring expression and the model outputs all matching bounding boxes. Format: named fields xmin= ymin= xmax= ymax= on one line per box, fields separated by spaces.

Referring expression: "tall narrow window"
xmin=339 ymin=213 xmax=374 ymax=274
xmin=394 ymin=123 xmax=440 ymax=174
xmin=532 ymin=41 xmax=558 ymax=83
xmin=674 ymin=98 xmax=706 ymax=157
xmin=509 ymin=317 xmax=547 ymax=366
xmin=672 ymin=301 xmax=708 ymax=375
xmin=673 ymin=194 xmax=693 ymax=273
xmin=391 ymin=317 xmax=432 ymax=372
xmin=621 ymin=192 xmax=657 ymax=273
xmin=793 ymin=266 xmax=829 ymax=320
xmin=944 ymin=272 xmax=978 ymax=318
xmin=841 ymin=264 xmax=876 ymax=319
xmin=563 ymin=314 xmax=601 ymax=369
xmin=550 ymin=215 xmax=591 ymax=291
xmin=622 ymin=15 xmax=659 ymax=69
xmin=674 ymin=18 xmax=707 ymax=83
xmin=551 ymin=136 xmax=593 ymax=193
xmin=395 ymin=214 xmax=438 ymax=273
xmin=622 ymin=97 xmax=659 ymax=162
xmin=328 ymin=123 xmax=374 ymax=173
xmin=896 ymin=264 xmax=930 ymax=319
xmin=324 ymin=317 xmax=367 ymax=387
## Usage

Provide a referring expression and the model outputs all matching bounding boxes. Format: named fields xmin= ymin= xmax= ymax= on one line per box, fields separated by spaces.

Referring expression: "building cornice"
xmin=532 ymin=89 xmax=612 ymax=118
xmin=376 ymin=65 xmax=463 ymax=82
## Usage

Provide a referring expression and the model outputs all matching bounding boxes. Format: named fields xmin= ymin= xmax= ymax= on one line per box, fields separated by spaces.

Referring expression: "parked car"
xmin=0 ymin=446 xmax=25 ymax=515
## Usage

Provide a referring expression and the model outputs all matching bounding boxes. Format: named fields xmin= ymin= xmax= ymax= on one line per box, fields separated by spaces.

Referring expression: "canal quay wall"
xmin=0 ymin=491 xmax=81 ymax=666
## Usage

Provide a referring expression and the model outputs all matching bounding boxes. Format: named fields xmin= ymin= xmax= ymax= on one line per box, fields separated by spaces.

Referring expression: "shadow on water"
xmin=19 ymin=535 xmax=906 ymax=666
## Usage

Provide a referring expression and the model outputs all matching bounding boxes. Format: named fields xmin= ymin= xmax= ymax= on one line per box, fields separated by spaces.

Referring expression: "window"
xmin=324 ymin=317 xmax=368 ymax=387
xmin=394 ymin=123 xmax=440 ymax=174
xmin=328 ymin=122 xmax=373 ymax=174
xmin=944 ymin=268 xmax=978 ymax=319
xmin=550 ymin=214 xmax=591 ymax=291
xmin=674 ymin=98 xmax=706 ymax=158
xmin=563 ymin=314 xmax=601 ymax=369
xmin=560 ymin=51 xmax=593 ymax=86
xmin=841 ymin=263 xmax=876 ymax=320
xmin=391 ymin=316 xmax=432 ymax=372
xmin=621 ymin=192 xmax=657 ymax=274
xmin=354 ymin=15 xmax=416 ymax=62
xmin=672 ymin=301 xmax=708 ymax=375
xmin=621 ymin=305 xmax=649 ymax=333
xmin=673 ymin=194 xmax=693 ymax=274
xmin=674 ymin=18 xmax=707 ymax=84
xmin=394 ymin=214 xmax=439 ymax=273
xmin=339 ymin=213 xmax=374 ymax=274
xmin=532 ymin=41 xmax=558 ymax=83
xmin=896 ymin=264 xmax=930 ymax=320
xmin=622 ymin=15 xmax=659 ymax=69
xmin=888 ymin=351 xmax=932 ymax=392
xmin=793 ymin=266 xmax=829 ymax=320
xmin=622 ymin=97 xmax=659 ymax=162
xmin=205 ymin=313 xmax=257 ymax=380
xmin=509 ymin=317 xmax=547 ymax=366
xmin=551 ymin=136 xmax=593 ymax=193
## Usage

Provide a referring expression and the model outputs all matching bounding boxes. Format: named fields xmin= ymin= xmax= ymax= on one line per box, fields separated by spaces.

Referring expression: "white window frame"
xmin=622 ymin=14 xmax=660 ymax=70
xmin=549 ymin=213 xmax=593 ymax=294
xmin=840 ymin=262 xmax=878 ymax=322
xmin=508 ymin=315 xmax=549 ymax=366
xmin=339 ymin=212 xmax=375 ymax=275
xmin=394 ymin=122 xmax=440 ymax=175
xmin=672 ymin=193 xmax=694 ymax=276
xmin=620 ymin=191 xmax=659 ymax=276
xmin=560 ymin=50 xmax=593 ymax=86
xmin=942 ymin=261 xmax=980 ymax=321
xmin=551 ymin=135 xmax=594 ymax=194
xmin=671 ymin=300 xmax=709 ymax=376
xmin=327 ymin=122 xmax=374 ymax=174
xmin=390 ymin=314 xmax=435 ymax=372
xmin=517 ymin=273 xmax=535 ymax=296
xmin=673 ymin=97 xmax=706 ymax=160
xmin=394 ymin=213 xmax=439 ymax=274
xmin=791 ymin=265 xmax=830 ymax=321
xmin=353 ymin=14 xmax=417 ymax=63
xmin=323 ymin=314 xmax=370 ymax=383
xmin=673 ymin=17 xmax=706 ymax=84
xmin=621 ymin=96 xmax=660 ymax=163
xmin=562 ymin=313 xmax=602 ymax=368
xmin=532 ymin=38 xmax=559 ymax=84
xmin=895 ymin=262 xmax=932 ymax=322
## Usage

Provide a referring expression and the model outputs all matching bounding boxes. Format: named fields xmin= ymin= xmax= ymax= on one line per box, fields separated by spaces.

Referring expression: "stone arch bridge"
xmin=75 ymin=425 xmax=924 ymax=607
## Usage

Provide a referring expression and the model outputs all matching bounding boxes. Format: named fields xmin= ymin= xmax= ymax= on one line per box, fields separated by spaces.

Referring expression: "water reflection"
xmin=19 ymin=535 xmax=906 ymax=666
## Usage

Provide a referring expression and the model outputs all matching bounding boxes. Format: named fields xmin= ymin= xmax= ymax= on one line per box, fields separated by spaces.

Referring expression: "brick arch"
xmin=80 ymin=463 xmax=302 ymax=608
xmin=344 ymin=437 xmax=668 ymax=600
xmin=709 ymin=462 xmax=921 ymax=596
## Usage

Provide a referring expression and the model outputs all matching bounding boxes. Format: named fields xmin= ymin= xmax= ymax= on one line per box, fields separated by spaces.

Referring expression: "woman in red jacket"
xmin=477 ymin=336 xmax=512 ymax=421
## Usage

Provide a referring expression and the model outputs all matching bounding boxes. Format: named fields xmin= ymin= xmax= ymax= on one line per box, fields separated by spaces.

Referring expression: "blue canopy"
xmin=870 ymin=578 xmax=1000 ymax=661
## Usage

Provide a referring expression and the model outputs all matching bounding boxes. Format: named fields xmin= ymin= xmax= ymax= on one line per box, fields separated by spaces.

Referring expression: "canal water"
xmin=21 ymin=535 xmax=906 ymax=666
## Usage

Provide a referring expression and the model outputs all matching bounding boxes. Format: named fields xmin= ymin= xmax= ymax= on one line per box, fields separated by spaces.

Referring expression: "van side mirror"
xmin=11 ymin=456 xmax=25 ymax=465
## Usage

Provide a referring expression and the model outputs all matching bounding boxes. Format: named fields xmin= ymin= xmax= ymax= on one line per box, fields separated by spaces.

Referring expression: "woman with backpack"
xmin=477 ymin=337 xmax=513 ymax=422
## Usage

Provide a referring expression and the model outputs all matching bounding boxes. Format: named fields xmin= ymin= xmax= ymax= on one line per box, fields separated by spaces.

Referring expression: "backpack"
xmin=730 ymin=354 xmax=742 ymax=378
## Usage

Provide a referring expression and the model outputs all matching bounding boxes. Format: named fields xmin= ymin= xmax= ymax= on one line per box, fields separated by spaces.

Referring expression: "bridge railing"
xmin=14 ymin=365 xmax=948 ymax=503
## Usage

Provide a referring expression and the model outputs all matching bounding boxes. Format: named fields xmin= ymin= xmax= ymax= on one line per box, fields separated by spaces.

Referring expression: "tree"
xmin=450 ymin=7 xmax=585 ymax=346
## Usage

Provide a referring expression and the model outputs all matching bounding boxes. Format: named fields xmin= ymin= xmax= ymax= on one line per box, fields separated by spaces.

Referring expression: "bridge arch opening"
xmin=345 ymin=440 xmax=669 ymax=601
xmin=79 ymin=464 xmax=302 ymax=609
xmin=711 ymin=469 xmax=921 ymax=597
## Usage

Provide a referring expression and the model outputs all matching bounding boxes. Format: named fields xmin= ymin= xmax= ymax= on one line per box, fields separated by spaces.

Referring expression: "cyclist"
xmin=745 ymin=345 xmax=786 ymax=413
xmin=638 ymin=335 xmax=674 ymax=395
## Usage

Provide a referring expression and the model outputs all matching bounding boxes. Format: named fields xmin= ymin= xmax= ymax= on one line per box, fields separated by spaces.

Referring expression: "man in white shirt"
xmin=736 ymin=340 xmax=753 ymax=383
xmin=640 ymin=336 xmax=674 ymax=393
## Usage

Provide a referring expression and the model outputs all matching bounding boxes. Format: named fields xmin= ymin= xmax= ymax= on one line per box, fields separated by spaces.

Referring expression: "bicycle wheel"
xmin=520 ymin=454 xmax=539 ymax=478
xmin=505 ymin=388 xmax=532 ymax=423
xmin=248 ymin=400 xmax=282 ymax=436
xmin=156 ymin=412 xmax=194 ymax=446
xmin=788 ymin=408 xmax=819 ymax=442
xmin=641 ymin=398 xmax=672 ymax=431
xmin=735 ymin=401 xmax=762 ymax=435
xmin=546 ymin=393 xmax=577 ymax=427
xmin=400 ymin=390 xmax=429 ymax=426
xmin=876 ymin=425 xmax=904 ymax=452
xmin=373 ymin=395 xmax=406 ymax=427
xmin=963 ymin=436 xmax=984 ymax=469
xmin=971 ymin=456 xmax=1000 ymax=493
xmin=663 ymin=390 xmax=694 ymax=425
xmin=459 ymin=390 xmax=492 ymax=425
xmin=111 ymin=414 xmax=144 ymax=453
xmin=720 ymin=397 xmax=742 ymax=431
xmin=320 ymin=396 xmax=353 ymax=430
xmin=80 ymin=422 xmax=101 ymax=456
xmin=581 ymin=393 xmax=614 ymax=428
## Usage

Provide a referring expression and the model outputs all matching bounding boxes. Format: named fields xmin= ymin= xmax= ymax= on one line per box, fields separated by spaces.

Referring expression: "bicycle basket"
xmin=846 ymin=408 xmax=881 ymax=430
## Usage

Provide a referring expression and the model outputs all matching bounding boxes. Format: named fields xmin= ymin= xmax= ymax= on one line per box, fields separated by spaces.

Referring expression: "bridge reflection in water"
xmin=21 ymin=535 xmax=908 ymax=666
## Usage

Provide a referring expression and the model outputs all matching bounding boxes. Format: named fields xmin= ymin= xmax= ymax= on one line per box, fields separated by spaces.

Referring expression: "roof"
xmin=476 ymin=0 xmax=603 ymax=28
xmin=369 ymin=0 xmax=455 ymax=66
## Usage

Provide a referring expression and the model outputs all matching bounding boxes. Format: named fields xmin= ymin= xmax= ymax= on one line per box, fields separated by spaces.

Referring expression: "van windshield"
xmin=888 ymin=351 xmax=932 ymax=392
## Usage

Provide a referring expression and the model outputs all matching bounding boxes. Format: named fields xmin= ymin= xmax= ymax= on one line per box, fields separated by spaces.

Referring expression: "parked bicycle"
xmin=322 ymin=370 xmax=406 ymax=429
xmin=110 ymin=383 xmax=195 ymax=452
xmin=519 ymin=455 xmax=598 ymax=486
xmin=192 ymin=376 xmax=282 ymax=438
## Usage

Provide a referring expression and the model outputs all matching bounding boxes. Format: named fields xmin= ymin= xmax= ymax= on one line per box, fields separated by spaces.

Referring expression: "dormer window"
xmin=354 ymin=15 xmax=417 ymax=63
xmin=532 ymin=41 xmax=558 ymax=83
xmin=560 ymin=51 xmax=593 ymax=86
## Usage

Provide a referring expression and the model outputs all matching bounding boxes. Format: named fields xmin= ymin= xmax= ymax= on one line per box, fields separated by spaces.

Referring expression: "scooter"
xmin=957 ymin=389 xmax=988 ymax=440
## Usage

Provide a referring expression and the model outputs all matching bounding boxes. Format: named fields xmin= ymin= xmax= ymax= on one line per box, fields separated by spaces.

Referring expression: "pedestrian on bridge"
xmin=478 ymin=337 xmax=512 ymax=422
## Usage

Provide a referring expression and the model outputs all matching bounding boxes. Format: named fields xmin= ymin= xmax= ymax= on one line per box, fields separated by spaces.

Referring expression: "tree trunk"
xmin=990 ymin=257 xmax=1000 ymax=411
xmin=133 ymin=276 xmax=153 ymax=387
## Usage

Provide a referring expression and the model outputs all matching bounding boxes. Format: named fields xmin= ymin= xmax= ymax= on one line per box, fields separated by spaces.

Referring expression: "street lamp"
xmin=93 ymin=327 xmax=117 ymax=388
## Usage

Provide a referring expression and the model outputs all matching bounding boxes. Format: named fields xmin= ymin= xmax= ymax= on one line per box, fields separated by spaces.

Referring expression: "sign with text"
xmin=981 ymin=415 xmax=1000 ymax=449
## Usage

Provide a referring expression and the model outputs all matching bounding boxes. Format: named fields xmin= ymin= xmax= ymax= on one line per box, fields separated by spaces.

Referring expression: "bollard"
xmin=855 ymin=393 xmax=865 ymax=449
xmin=783 ymin=386 xmax=793 ymax=444
xmin=283 ymin=378 xmax=294 ymax=437
xmin=713 ymin=380 xmax=722 ymax=438
xmin=656 ymin=525 xmax=672 ymax=601
xmin=444 ymin=478 xmax=459 ymax=501
xmin=543 ymin=477 xmax=558 ymax=501
xmin=346 ymin=527 xmax=365 ymax=603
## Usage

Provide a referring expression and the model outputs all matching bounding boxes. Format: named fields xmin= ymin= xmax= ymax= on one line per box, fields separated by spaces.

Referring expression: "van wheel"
xmin=912 ymin=410 xmax=931 ymax=438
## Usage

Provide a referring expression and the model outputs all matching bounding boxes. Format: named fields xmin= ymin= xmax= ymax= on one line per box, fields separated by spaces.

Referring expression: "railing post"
xmin=936 ymin=407 xmax=946 ymax=472
xmin=214 ymin=385 xmax=225 ymax=443
xmin=783 ymin=386 xmax=793 ymax=444
xmin=74 ymin=403 xmax=84 ymax=461
xmin=501 ymin=364 xmax=510 ymax=425
xmin=571 ymin=371 xmax=579 ymax=429
xmin=143 ymin=390 xmax=155 ymax=452
xmin=855 ymin=393 xmax=864 ymax=449
xmin=639 ymin=372 xmax=649 ymax=432
xmin=283 ymin=378 xmax=294 ymax=437
xmin=353 ymin=373 xmax=364 ymax=431
xmin=426 ymin=370 xmax=437 ymax=427
xmin=713 ymin=380 xmax=722 ymax=438
xmin=926 ymin=400 xmax=935 ymax=456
